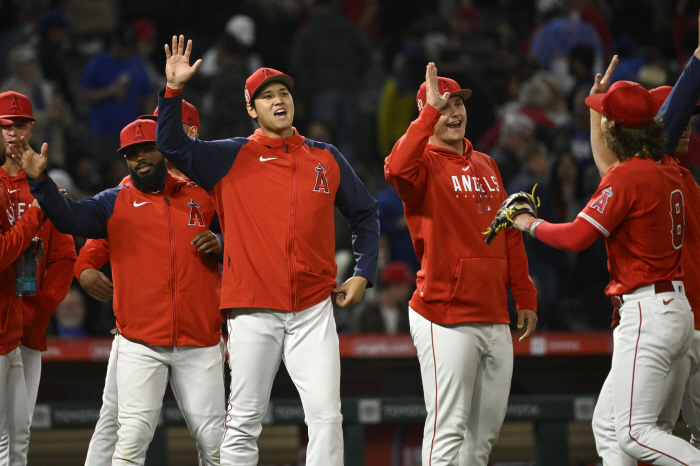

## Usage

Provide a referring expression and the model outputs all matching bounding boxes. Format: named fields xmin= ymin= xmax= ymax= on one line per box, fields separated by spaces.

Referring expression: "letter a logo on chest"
xmin=590 ymin=187 xmax=613 ymax=213
xmin=187 ymin=199 xmax=205 ymax=226
xmin=313 ymin=163 xmax=330 ymax=194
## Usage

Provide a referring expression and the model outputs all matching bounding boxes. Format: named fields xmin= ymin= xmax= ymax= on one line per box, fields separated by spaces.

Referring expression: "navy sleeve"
xmin=311 ymin=141 xmax=380 ymax=287
xmin=156 ymin=88 xmax=248 ymax=191
xmin=28 ymin=176 xmax=121 ymax=239
xmin=658 ymin=55 xmax=700 ymax=155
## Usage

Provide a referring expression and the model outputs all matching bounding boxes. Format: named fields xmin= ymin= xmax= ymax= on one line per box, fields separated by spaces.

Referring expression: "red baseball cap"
xmin=380 ymin=262 xmax=415 ymax=286
xmin=118 ymin=119 xmax=157 ymax=153
xmin=244 ymin=68 xmax=294 ymax=105
xmin=649 ymin=86 xmax=700 ymax=116
xmin=148 ymin=99 xmax=200 ymax=130
xmin=0 ymin=91 xmax=35 ymax=121
xmin=585 ymin=81 xmax=655 ymax=128
xmin=416 ymin=77 xmax=472 ymax=112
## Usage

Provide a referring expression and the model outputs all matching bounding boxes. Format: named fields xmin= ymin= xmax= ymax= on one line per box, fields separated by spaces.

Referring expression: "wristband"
xmin=165 ymin=86 xmax=184 ymax=98
xmin=528 ymin=219 xmax=544 ymax=238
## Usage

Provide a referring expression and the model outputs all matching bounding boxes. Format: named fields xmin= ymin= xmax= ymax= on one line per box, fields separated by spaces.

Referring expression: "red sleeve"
xmin=384 ymin=104 xmax=441 ymax=203
xmin=532 ymin=217 xmax=601 ymax=251
xmin=576 ymin=167 xmax=632 ymax=237
xmin=504 ymin=227 xmax=538 ymax=312
xmin=32 ymin=224 xmax=76 ymax=311
xmin=0 ymin=207 xmax=45 ymax=272
xmin=165 ymin=86 xmax=183 ymax=98
xmin=74 ymin=238 xmax=110 ymax=280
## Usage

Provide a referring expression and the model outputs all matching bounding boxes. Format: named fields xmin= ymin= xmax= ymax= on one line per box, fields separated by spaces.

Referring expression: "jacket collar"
xmin=0 ymin=166 xmax=25 ymax=183
xmin=250 ymin=128 xmax=306 ymax=151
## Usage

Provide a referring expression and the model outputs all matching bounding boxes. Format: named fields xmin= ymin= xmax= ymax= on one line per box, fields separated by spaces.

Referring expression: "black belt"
xmin=611 ymin=281 xmax=675 ymax=309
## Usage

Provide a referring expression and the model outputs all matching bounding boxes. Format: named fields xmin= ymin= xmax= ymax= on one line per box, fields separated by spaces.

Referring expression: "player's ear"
xmin=247 ymin=104 xmax=257 ymax=120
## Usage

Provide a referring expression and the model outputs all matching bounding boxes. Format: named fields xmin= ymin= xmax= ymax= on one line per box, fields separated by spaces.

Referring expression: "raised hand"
xmin=425 ymin=62 xmax=449 ymax=111
xmin=164 ymin=35 xmax=202 ymax=90
xmin=7 ymin=137 xmax=47 ymax=181
xmin=590 ymin=55 xmax=619 ymax=96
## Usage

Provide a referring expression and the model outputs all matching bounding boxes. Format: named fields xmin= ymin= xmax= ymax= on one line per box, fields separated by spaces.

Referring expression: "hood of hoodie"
xmin=250 ymin=127 xmax=306 ymax=152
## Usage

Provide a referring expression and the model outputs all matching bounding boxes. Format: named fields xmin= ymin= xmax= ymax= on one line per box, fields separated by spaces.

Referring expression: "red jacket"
xmin=30 ymin=173 xmax=223 ymax=347
xmin=0 ymin=181 xmax=45 ymax=355
xmin=0 ymin=168 xmax=76 ymax=351
xmin=156 ymin=91 xmax=380 ymax=313
xmin=385 ymin=104 xmax=537 ymax=325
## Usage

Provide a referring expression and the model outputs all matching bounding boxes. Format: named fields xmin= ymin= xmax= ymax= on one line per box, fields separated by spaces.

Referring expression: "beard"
xmin=128 ymin=157 xmax=168 ymax=193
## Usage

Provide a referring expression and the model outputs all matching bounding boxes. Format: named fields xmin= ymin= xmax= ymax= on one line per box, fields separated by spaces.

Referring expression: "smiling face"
xmin=432 ymin=95 xmax=466 ymax=148
xmin=247 ymin=81 xmax=295 ymax=138
xmin=2 ymin=117 xmax=34 ymax=151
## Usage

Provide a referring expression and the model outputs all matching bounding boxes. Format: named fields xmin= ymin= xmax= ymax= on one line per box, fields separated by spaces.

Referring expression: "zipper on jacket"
xmin=164 ymin=196 xmax=179 ymax=345
xmin=286 ymin=138 xmax=297 ymax=314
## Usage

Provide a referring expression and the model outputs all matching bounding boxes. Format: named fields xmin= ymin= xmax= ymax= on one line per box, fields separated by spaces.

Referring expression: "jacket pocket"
xmin=448 ymin=258 xmax=509 ymax=311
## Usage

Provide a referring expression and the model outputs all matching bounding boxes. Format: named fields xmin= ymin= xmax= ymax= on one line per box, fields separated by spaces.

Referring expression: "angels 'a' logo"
xmin=262 ymin=68 xmax=273 ymax=79
xmin=437 ymin=78 xmax=450 ymax=95
xmin=417 ymin=99 xmax=424 ymax=111
xmin=313 ymin=163 xmax=329 ymax=194
xmin=133 ymin=124 xmax=145 ymax=141
xmin=9 ymin=95 xmax=19 ymax=111
xmin=187 ymin=199 xmax=204 ymax=226
xmin=590 ymin=187 xmax=613 ymax=213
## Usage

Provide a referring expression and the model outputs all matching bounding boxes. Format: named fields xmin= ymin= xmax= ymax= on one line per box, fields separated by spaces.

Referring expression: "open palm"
xmin=425 ymin=62 xmax=448 ymax=110
xmin=164 ymin=35 xmax=202 ymax=89
xmin=8 ymin=137 xmax=47 ymax=181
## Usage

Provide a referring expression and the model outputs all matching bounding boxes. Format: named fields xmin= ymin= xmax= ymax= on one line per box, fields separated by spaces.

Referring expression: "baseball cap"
xmin=0 ymin=91 xmax=35 ymax=121
xmin=148 ymin=100 xmax=200 ymax=130
xmin=118 ymin=119 xmax=157 ymax=153
xmin=584 ymin=80 xmax=655 ymax=128
xmin=649 ymin=86 xmax=700 ymax=116
xmin=416 ymin=77 xmax=472 ymax=112
xmin=380 ymin=262 xmax=415 ymax=287
xmin=244 ymin=68 xmax=294 ymax=105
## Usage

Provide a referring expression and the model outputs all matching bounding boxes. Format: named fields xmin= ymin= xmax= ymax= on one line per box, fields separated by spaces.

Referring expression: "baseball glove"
xmin=482 ymin=185 xmax=539 ymax=245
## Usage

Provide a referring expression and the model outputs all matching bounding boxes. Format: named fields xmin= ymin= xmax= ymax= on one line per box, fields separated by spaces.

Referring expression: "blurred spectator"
xmin=54 ymin=286 xmax=88 ymax=338
xmin=565 ymin=44 xmax=595 ymax=108
xmin=550 ymin=151 xmax=585 ymax=223
xmin=354 ymin=261 xmax=414 ymax=333
xmin=289 ymin=0 xmax=372 ymax=163
xmin=376 ymin=184 xmax=420 ymax=273
xmin=488 ymin=112 xmax=535 ymax=188
xmin=133 ymin=18 xmax=161 ymax=92
xmin=376 ymin=39 xmax=424 ymax=158
xmin=608 ymin=34 xmax=647 ymax=85
xmin=636 ymin=60 xmax=669 ymax=90
xmin=1 ymin=45 xmax=73 ymax=168
xmin=202 ymin=34 xmax=254 ymax=140
xmin=37 ymin=9 xmax=79 ymax=115
xmin=200 ymin=14 xmax=262 ymax=78
xmin=81 ymin=25 xmax=155 ymax=187
xmin=568 ymin=87 xmax=593 ymax=167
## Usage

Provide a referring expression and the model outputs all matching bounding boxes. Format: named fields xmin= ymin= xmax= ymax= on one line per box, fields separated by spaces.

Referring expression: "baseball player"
xmin=77 ymin=101 xmax=218 ymax=466
xmin=0 ymin=91 xmax=76 ymax=463
xmin=585 ymin=30 xmax=700 ymax=465
xmin=384 ymin=63 xmax=538 ymax=466
xmin=0 ymin=121 xmax=46 ymax=466
xmin=9 ymin=118 xmax=226 ymax=466
xmin=156 ymin=36 xmax=380 ymax=465
xmin=509 ymin=80 xmax=699 ymax=465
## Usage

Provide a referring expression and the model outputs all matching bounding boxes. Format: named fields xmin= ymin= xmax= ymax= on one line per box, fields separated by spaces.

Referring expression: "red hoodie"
xmin=30 ymin=174 xmax=222 ymax=347
xmin=385 ymin=104 xmax=537 ymax=324
xmin=0 ymin=168 xmax=76 ymax=351
xmin=0 ymin=181 xmax=45 ymax=355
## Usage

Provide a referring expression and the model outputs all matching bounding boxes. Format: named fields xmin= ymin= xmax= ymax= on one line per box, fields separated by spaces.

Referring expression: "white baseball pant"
xmin=0 ymin=345 xmax=40 ymax=465
xmin=680 ymin=329 xmax=700 ymax=449
xmin=591 ymin=282 xmax=700 ymax=465
xmin=111 ymin=335 xmax=225 ymax=466
xmin=220 ymin=297 xmax=343 ymax=466
xmin=409 ymin=309 xmax=513 ymax=466
xmin=0 ymin=347 xmax=30 ymax=466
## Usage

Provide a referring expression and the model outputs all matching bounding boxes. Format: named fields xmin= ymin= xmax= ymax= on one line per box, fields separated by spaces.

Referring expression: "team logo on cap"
xmin=133 ymin=124 xmax=145 ymax=141
xmin=262 ymin=68 xmax=273 ymax=79
xmin=437 ymin=79 xmax=449 ymax=95
xmin=313 ymin=163 xmax=329 ymax=194
xmin=590 ymin=187 xmax=613 ymax=213
xmin=9 ymin=95 xmax=19 ymax=112
xmin=417 ymin=99 xmax=424 ymax=111
xmin=187 ymin=199 xmax=204 ymax=226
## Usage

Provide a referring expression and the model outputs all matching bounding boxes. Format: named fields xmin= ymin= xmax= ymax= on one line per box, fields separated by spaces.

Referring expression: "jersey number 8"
xmin=671 ymin=190 xmax=685 ymax=250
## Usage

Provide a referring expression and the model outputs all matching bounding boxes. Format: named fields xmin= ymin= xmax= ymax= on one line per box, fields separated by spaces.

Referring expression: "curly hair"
xmin=603 ymin=118 xmax=667 ymax=162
